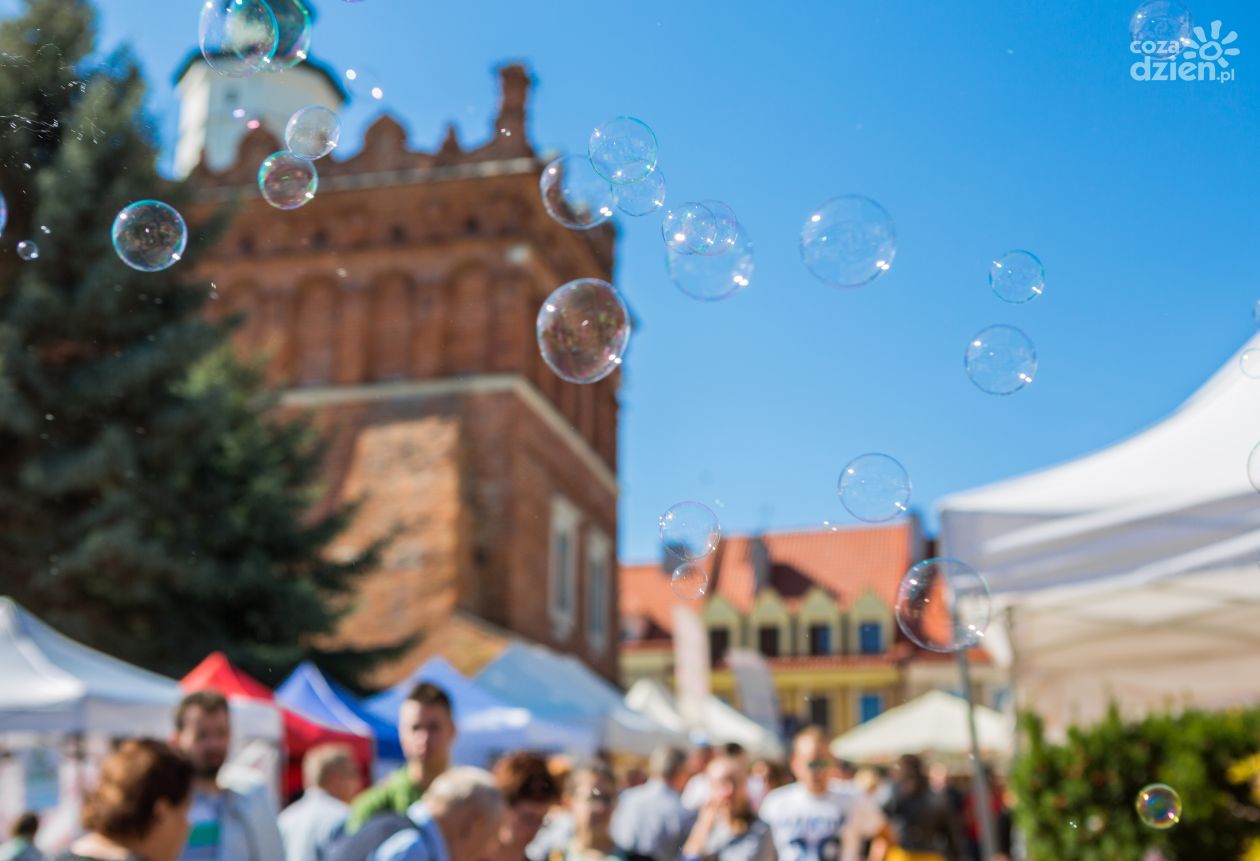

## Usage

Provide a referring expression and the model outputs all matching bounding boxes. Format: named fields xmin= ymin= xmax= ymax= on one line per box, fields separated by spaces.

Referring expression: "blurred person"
xmin=759 ymin=727 xmax=890 ymax=861
xmin=680 ymin=755 xmax=774 ymax=861
xmin=681 ymin=743 xmax=716 ymax=811
xmin=368 ymin=767 xmax=506 ymax=861
xmin=348 ymin=684 xmax=456 ymax=832
xmin=610 ymin=747 xmax=692 ymax=861
xmin=55 ymin=740 xmax=193 ymax=861
xmin=1 ymin=813 xmax=44 ymax=861
xmin=745 ymin=760 xmax=789 ymax=814
xmin=961 ymin=768 xmax=1010 ymax=861
xmin=852 ymin=769 xmax=881 ymax=798
xmin=549 ymin=762 xmax=628 ymax=861
xmin=829 ymin=760 xmax=858 ymax=794
xmin=622 ymin=768 xmax=647 ymax=790
xmin=171 ymin=691 xmax=284 ymax=861
xmin=881 ymin=755 xmax=964 ymax=861
xmin=485 ymin=753 xmax=561 ymax=861
xmin=524 ymin=758 xmax=575 ymax=861
xmin=280 ymin=744 xmax=363 ymax=861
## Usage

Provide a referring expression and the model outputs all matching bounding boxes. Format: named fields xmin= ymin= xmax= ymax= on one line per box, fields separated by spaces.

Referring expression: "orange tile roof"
xmin=621 ymin=519 xmax=923 ymax=639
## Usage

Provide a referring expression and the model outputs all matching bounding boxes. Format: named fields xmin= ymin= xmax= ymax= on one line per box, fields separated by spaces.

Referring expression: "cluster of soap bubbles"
xmin=659 ymin=501 xmax=721 ymax=599
xmin=664 ymin=201 xmax=753 ymax=302
xmin=255 ymin=104 xmax=341 ymax=211
xmin=963 ymin=251 xmax=1044 ymax=395
xmin=894 ymin=558 xmax=992 ymax=653
xmin=198 ymin=0 xmax=312 ymax=78
xmin=540 ymin=116 xmax=662 ymax=230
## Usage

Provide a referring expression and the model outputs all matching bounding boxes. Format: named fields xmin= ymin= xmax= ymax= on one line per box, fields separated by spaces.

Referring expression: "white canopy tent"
xmin=830 ymin=690 xmax=1012 ymax=764
xmin=0 ymin=597 xmax=182 ymax=735
xmin=624 ymin=679 xmax=784 ymax=759
xmin=939 ymin=335 xmax=1260 ymax=730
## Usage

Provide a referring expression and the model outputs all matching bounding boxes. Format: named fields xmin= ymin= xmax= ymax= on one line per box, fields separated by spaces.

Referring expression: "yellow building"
xmin=621 ymin=519 xmax=1002 ymax=738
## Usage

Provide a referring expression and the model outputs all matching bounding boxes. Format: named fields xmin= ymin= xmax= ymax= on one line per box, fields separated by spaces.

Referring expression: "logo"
xmin=1131 ymin=18 xmax=1240 ymax=82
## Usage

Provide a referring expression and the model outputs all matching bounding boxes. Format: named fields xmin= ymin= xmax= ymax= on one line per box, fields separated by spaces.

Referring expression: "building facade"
xmin=621 ymin=520 xmax=1006 ymax=737
xmin=183 ymin=62 xmax=622 ymax=685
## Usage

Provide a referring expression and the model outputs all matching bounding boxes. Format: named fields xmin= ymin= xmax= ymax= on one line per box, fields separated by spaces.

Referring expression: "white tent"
xmin=0 ymin=598 xmax=182 ymax=735
xmin=624 ymin=679 xmax=784 ymax=758
xmin=830 ymin=691 xmax=1011 ymax=763
xmin=474 ymin=644 xmax=686 ymax=756
xmin=938 ymin=335 xmax=1260 ymax=730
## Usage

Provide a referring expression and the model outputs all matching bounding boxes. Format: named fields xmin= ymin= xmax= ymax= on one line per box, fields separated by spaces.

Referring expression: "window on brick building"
xmin=859 ymin=621 xmax=883 ymax=655
xmin=586 ymin=529 xmax=611 ymax=653
xmin=808 ymin=623 xmax=831 ymax=656
xmin=708 ymin=627 xmax=730 ymax=667
xmin=758 ymin=625 xmax=780 ymax=658
xmin=859 ymin=693 xmax=884 ymax=724
xmin=548 ymin=496 xmax=580 ymax=638
xmin=807 ymin=694 xmax=830 ymax=732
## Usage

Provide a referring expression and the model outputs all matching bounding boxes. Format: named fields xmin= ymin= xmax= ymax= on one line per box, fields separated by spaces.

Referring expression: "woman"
xmin=486 ymin=753 xmax=561 ymax=861
xmin=55 ymin=739 xmax=193 ymax=861
xmin=681 ymin=755 xmax=775 ymax=861
xmin=548 ymin=762 xmax=627 ymax=861
xmin=881 ymin=755 xmax=964 ymax=861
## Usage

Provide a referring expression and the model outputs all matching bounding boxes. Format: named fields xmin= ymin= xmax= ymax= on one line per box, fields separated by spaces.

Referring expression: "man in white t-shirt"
xmin=759 ymin=727 xmax=890 ymax=861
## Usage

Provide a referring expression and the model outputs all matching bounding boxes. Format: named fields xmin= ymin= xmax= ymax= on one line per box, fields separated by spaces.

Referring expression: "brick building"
xmin=182 ymin=60 xmax=621 ymax=685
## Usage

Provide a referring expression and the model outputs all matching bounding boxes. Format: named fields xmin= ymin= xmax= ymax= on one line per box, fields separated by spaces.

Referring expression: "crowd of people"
xmin=0 ymin=682 xmax=1013 ymax=861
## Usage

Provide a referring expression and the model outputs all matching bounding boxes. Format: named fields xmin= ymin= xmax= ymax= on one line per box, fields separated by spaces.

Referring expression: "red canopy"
xmin=181 ymin=652 xmax=374 ymax=799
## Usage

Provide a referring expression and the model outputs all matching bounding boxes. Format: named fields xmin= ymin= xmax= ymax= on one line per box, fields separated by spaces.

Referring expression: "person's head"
xmin=853 ymin=767 xmax=880 ymax=796
xmin=491 ymin=753 xmax=561 ymax=855
xmin=648 ymin=746 xmax=688 ymax=792
xmin=564 ymin=762 xmax=617 ymax=837
xmin=172 ymin=690 xmax=231 ymax=781
xmin=835 ymin=759 xmax=857 ymax=781
xmin=789 ymin=727 xmax=833 ymax=794
xmin=399 ymin=683 xmax=455 ymax=777
xmin=722 ymin=742 xmax=747 ymax=764
xmin=706 ymin=756 xmax=754 ymax=828
xmin=83 ymin=740 xmax=194 ymax=861
xmin=303 ymin=743 xmax=362 ymax=804
xmin=893 ymin=754 xmax=928 ymax=796
xmin=927 ymin=761 xmax=950 ymax=793
xmin=10 ymin=812 xmax=38 ymax=842
xmin=424 ymin=767 xmax=506 ymax=861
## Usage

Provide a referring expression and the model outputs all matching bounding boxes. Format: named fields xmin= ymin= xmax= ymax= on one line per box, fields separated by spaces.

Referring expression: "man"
xmin=759 ymin=726 xmax=891 ymax=861
xmin=347 ymin=683 xmax=456 ymax=832
xmin=280 ymin=744 xmax=364 ymax=861
xmin=368 ymin=767 xmax=506 ymax=861
xmin=172 ymin=690 xmax=286 ymax=861
xmin=0 ymin=813 xmax=44 ymax=861
xmin=485 ymin=753 xmax=561 ymax=861
xmin=610 ymin=746 xmax=693 ymax=861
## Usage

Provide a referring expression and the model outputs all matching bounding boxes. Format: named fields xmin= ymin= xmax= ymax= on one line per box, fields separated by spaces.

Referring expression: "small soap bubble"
xmin=258 ymin=151 xmax=318 ymax=210
xmin=588 ymin=116 xmax=658 ymax=185
xmin=659 ymin=501 xmax=721 ymax=561
xmin=540 ymin=156 xmax=614 ymax=230
xmin=895 ymin=558 xmax=992 ymax=653
xmin=285 ymin=105 xmax=340 ymax=160
xmin=1130 ymin=1 xmax=1193 ymax=59
xmin=696 ymin=200 xmax=740 ymax=256
xmin=667 ymin=224 xmax=754 ymax=302
xmin=198 ymin=0 xmax=279 ymax=78
xmin=112 ymin=201 xmax=187 ymax=272
xmin=990 ymin=250 xmax=1045 ymax=303
xmin=661 ymin=203 xmax=719 ymax=255
xmin=965 ymin=325 xmax=1037 ymax=395
xmin=16 ymin=240 xmax=39 ymax=261
xmin=800 ymin=195 xmax=896 ymax=287
xmin=839 ymin=453 xmax=912 ymax=523
xmin=1135 ymin=784 xmax=1181 ymax=830
xmin=671 ymin=563 xmax=709 ymax=600
xmin=613 ymin=168 xmax=667 ymax=217
xmin=535 ymin=278 xmax=631 ymax=384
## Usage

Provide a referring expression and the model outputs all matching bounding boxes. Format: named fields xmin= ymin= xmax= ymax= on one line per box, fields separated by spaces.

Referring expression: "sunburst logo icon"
xmin=1182 ymin=20 xmax=1241 ymax=69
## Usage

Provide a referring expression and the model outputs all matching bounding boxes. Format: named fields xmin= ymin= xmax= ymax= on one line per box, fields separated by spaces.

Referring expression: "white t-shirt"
xmin=758 ymin=783 xmax=886 ymax=861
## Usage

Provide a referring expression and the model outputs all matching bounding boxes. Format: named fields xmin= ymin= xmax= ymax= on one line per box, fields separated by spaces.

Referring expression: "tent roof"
xmin=182 ymin=651 xmax=275 ymax=701
xmin=0 ymin=598 xmax=181 ymax=734
xmin=830 ymin=690 xmax=1011 ymax=763
xmin=624 ymin=679 xmax=783 ymax=758
xmin=277 ymin=662 xmax=402 ymax=760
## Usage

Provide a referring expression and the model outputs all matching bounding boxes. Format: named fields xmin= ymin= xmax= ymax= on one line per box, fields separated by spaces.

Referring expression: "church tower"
xmin=184 ymin=64 xmax=621 ymax=684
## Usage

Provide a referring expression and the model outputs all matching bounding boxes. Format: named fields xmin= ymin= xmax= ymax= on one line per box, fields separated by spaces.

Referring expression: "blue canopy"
xmin=276 ymin=662 xmax=403 ymax=761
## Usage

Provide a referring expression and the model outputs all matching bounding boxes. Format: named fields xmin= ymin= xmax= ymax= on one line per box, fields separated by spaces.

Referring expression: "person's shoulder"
xmin=759 ymin=782 xmax=799 ymax=812
xmin=370 ymin=824 xmax=422 ymax=861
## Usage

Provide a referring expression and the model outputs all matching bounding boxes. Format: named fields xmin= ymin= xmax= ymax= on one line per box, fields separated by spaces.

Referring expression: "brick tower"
xmin=185 ymin=64 xmax=621 ymax=684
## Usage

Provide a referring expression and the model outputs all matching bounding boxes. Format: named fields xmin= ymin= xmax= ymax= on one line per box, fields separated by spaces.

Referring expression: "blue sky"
xmin=85 ymin=0 xmax=1260 ymax=562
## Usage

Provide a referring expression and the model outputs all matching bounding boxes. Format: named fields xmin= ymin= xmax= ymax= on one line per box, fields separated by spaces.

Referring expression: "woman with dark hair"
xmin=55 ymin=740 xmax=194 ymax=861
xmin=681 ymin=756 xmax=774 ymax=861
xmin=882 ymin=755 xmax=964 ymax=861
xmin=485 ymin=753 xmax=562 ymax=861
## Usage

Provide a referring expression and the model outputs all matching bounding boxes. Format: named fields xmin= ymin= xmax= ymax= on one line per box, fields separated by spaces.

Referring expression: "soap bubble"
xmin=0 ymin=190 xmax=6 ymax=238
xmin=16 ymin=240 xmax=39 ymax=261
xmin=588 ymin=116 xmax=658 ymax=185
xmin=1130 ymin=1 xmax=1192 ymax=60
xmin=342 ymin=65 xmax=386 ymax=103
xmin=659 ymin=501 xmax=721 ymax=561
xmin=265 ymin=0 xmax=311 ymax=71
xmin=540 ymin=156 xmax=614 ymax=230
xmin=111 ymin=201 xmax=187 ymax=272
xmin=800 ymin=195 xmax=896 ymax=287
xmin=258 ymin=151 xmax=318 ymax=210
xmin=661 ymin=203 xmax=719 ymax=254
xmin=839 ymin=453 xmax=912 ymax=523
xmin=614 ymin=168 xmax=667 ymax=217
xmin=1246 ymin=443 xmax=1260 ymax=493
xmin=895 ymin=558 xmax=992 ymax=653
xmin=671 ymin=563 xmax=709 ymax=600
xmin=1135 ymin=784 xmax=1181 ymax=830
xmin=1241 ymin=349 xmax=1260 ymax=379
xmin=965 ymin=325 xmax=1037 ymax=395
xmin=198 ymin=0 xmax=279 ymax=78
xmin=696 ymin=200 xmax=740 ymax=256
xmin=989 ymin=250 xmax=1045 ymax=303
xmin=536 ymin=279 xmax=630 ymax=384
xmin=285 ymin=106 xmax=340 ymax=160
xmin=667 ymin=224 xmax=754 ymax=301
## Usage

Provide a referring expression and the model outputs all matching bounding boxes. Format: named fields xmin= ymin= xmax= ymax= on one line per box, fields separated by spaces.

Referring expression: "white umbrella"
xmin=830 ymin=690 xmax=1011 ymax=763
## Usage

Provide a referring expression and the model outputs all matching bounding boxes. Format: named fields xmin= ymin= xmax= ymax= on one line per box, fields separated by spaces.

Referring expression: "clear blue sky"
xmin=86 ymin=0 xmax=1260 ymax=563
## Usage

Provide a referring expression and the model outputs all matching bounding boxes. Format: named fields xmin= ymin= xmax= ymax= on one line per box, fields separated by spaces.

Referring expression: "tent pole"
xmin=957 ymin=648 xmax=998 ymax=861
